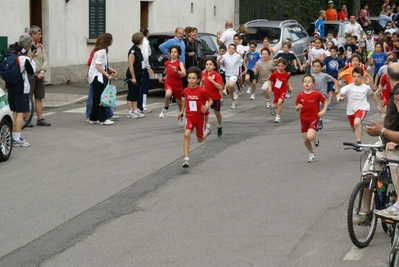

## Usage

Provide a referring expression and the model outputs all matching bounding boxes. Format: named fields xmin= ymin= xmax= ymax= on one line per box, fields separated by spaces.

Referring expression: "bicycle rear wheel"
xmin=347 ymin=180 xmax=377 ymax=248
xmin=383 ymin=183 xmax=396 ymax=234
xmin=22 ymin=96 xmax=34 ymax=130
xmin=390 ymin=222 xmax=399 ymax=267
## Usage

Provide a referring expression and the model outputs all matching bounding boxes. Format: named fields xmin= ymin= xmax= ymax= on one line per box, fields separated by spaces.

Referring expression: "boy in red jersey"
xmin=295 ymin=74 xmax=328 ymax=162
xmin=159 ymin=46 xmax=186 ymax=122
xmin=178 ymin=66 xmax=213 ymax=168
xmin=201 ymin=58 xmax=224 ymax=137
xmin=268 ymin=58 xmax=292 ymax=123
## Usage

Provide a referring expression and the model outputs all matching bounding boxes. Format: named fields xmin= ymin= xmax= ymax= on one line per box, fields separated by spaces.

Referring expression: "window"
xmin=282 ymin=27 xmax=291 ymax=42
xmin=89 ymin=0 xmax=106 ymax=39
xmin=246 ymin=27 xmax=281 ymax=43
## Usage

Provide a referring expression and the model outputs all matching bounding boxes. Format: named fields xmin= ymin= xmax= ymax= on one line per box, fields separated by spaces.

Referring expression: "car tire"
xmin=0 ymin=118 xmax=12 ymax=162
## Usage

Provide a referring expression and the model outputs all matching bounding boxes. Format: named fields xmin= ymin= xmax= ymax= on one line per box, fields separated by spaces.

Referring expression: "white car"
xmin=0 ymin=87 xmax=13 ymax=162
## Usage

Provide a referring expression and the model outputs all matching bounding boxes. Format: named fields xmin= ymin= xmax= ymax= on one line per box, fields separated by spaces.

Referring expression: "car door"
xmin=197 ymin=34 xmax=219 ymax=69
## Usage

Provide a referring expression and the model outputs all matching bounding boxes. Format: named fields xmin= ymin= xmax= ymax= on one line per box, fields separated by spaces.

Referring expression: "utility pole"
xmin=352 ymin=0 xmax=360 ymax=16
xmin=234 ymin=0 xmax=240 ymax=27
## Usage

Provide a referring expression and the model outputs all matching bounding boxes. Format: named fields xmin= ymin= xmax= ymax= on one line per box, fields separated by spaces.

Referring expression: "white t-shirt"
xmin=220 ymin=28 xmax=236 ymax=47
xmin=236 ymin=44 xmax=248 ymax=56
xmin=220 ymin=52 xmax=243 ymax=76
xmin=344 ymin=23 xmax=363 ymax=39
xmin=19 ymin=56 xmax=36 ymax=94
xmin=89 ymin=49 xmax=108 ymax=84
xmin=340 ymin=83 xmax=372 ymax=115
xmin=310 ymin=47 xmax=326 ymax=74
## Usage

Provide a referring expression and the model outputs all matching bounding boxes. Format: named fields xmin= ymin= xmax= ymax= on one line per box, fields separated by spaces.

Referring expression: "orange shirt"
xmin=325 ymin=8 xmax=338 ymax=20
xmin=339 ymin=67 xmax=368 ymax=85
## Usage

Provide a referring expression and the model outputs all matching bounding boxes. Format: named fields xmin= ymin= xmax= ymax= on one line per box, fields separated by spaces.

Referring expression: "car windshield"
xmin=306 ymin=23 xmax=341 ymax=37
xmin=246 ymin=27 xmax=281 ymax=43
xmin=148 ymin=35 xmax=173 ymax=53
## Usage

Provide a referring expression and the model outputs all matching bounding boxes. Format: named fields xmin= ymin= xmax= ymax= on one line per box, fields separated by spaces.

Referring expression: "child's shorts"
xmin=327 ymin=81 xmax=335 ymax=93
xmin=165 ymin=84 xmax=182 ymax=100
xmin=272 ymin=89 xmax=286 ymax=103
xmin=225 ymin=75 xmax=238 ymax=85
xmin=246 ymin=69 xmax=258 ymax=81
xmin=261 ymin=80 xmax=270 ymax=90
xmin=185 ymin=113 xmax=206 ymax=138
xmin=348 ymin=110 xmax=367 ymax=127
xmin=300 ymin=119 xmax=319 ymax=133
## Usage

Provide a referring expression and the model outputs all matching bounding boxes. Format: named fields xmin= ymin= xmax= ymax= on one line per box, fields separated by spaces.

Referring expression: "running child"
xmin=244 ymin=40 xmax=261 ymax=99
xmin=217 ymin=44 xmax=227 ymax=96
xmin=377 ymin=58 xmax=397 ymax=115
xmin=254 ymin=48 xmax=276 ymax=109
xmin=323 ymin=45 xmax=345 ymax=110
xmin=219 ymin=44 xmax=244 ymax=109
xmin=338 ymin=54 xmax=372 ymax=85
xmin=159 ymin=45 xmax=186 ymax=121
xmin=295 ymin=74 xmax=328 ymax=163
xmin=201 ymin=58 xmax=224 ymax=137
xmin=336 ymin=67 xmax=381 ymax=146
xmin=369 ymin=42 xmax=387 ymax=85
xmin=178 ymin=67 xmax=213 ymax=168
xmin=259 ymin=37 xmax=275 ymax=59
xmin=268 ymin=58 xmax=292 ymax=123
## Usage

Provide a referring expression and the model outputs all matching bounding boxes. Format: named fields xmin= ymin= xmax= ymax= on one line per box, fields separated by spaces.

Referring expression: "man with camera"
xmin=27 ymin=25 xmax=51 ymax=127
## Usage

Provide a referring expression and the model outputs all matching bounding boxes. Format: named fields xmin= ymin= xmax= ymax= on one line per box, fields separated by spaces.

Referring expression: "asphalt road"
xmin=0 ymin=74 xmax=394 ymax=267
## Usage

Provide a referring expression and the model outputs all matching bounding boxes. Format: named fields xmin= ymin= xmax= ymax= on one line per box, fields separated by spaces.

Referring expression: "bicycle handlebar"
xmin=343 ymin=142 xmax=385 ymax=151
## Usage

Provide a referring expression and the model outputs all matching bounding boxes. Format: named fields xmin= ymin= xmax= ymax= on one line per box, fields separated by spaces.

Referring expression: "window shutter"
xmin=89 ymin=0 xmax=106 ymax=39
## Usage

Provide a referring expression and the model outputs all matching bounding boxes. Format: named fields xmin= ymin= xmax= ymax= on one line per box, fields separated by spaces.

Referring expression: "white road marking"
xmin=41 ymin=112 xmax=56 ymax=117
xmin=343 ymin=246 xmax=367 ymax=261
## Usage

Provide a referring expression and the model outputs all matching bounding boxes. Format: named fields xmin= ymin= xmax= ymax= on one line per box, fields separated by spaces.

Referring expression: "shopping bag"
xmin=100 ymin=81 xmax=117 ymax=108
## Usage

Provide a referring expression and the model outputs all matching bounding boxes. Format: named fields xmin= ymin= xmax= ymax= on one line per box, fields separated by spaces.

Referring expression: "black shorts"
xmin=8 ymin=90 xmax=29 ymax=113
xmin=126 ymin=80 xmax=141 ymax=102
xmin=219 ymin=69 xmax=226 ymax=85
xmin=211 ymin=99 xmax=221 ymax=112
xmin=246 ymin=69 xmax=258 ymax=81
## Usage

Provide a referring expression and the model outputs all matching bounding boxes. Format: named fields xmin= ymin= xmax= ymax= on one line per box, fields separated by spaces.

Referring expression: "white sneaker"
xmin=250 ymin=94 xmax=255 ymax=100
xmin=89 ymin=120 xmax=100 ymax=124
xmin=109 ymin=115 xmax=121 ymax=120
xmin=233 ymin=91 xmax=239 ymax=100
xmin=286 ymin=92 xmax=292 ymax=99
xmin=274 ymin=116 xmax=281 ymax=123
xmin=271 ymin=107 xmax=276 ymax=115
xmin=182 ymin=157 xmax=190 ymax=168
xmin=13 ymin=138 xmax=30 ymax=147
xmin=307 ymin=152 xmax=316 ymax=162
xmin=247 ymin=86 xmax=252 ymax=94
xmin=231 ymin=100 xmax=237 ymax=109
xmin=239 ymin=89 xmax=243 ymax=96
xmin=266 ymin=100 xmax=271 ymax=109
xmin=223 ymin=89 xmax=227 ymax=95
xmin=127 ymin=112 xmax=138 ymax=119
xmin=100 ymin=119 xmax=114 ymax=125
xmin=134 ymin=111 xmax=145 ymax=118
xmin=159 ymin=108 xmax=167 ymax=118
xmin=178 ymin=115 xmax=185 ymax=127
xmin=142 ymin=109 xmax=152 ymax=114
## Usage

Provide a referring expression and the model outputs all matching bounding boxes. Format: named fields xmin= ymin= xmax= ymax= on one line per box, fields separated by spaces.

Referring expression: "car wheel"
xmin=0 ymin=118 xmax=12 ymax=162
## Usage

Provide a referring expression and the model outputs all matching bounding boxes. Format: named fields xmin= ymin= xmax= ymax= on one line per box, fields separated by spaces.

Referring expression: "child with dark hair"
xmin=244 ymin=40 xmax=261 ymax=99
xmin=179 ymin=66 xmax=213 ymax=168
xmin=323 ymin=45 xmax=345 ymax=110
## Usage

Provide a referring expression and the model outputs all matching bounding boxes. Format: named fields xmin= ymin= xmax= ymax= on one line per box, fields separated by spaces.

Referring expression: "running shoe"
xmin=223 ymin=89 xmax=227 ymax=96
xmin=89 ymin=120 xmax=100 ymax=124
xmin=374 ymin=205 xmax=399 ymax=220
xmin=314 ymin=132 xmax=320 ymax=147
xmin=182 ymin=157 xmax=190 ymax=168
xmin=318 ymin=119 xmax=323 ymax=131
xmin=179 ymin=115 xmax=185 ymax=127
xmin=250 ymin=94 xmax=255 ymax=100
xmin=37 ymin=118 xmax=51 ymax=126
xmin=239 ymin=89 xmax=243 ymax=96
xmin=274 ymin=116 xmax=281 ymax=123
xmin=217 ymin=126 xmax=222 ymax=137
xmin=134 ymin=111 xmax=145 ymax=118
xmin=159 ymin=108 xmax=167 ymax=118
xmin=231 ymin=101 xmax=237 ymax=109
xmin=285 ymin=92 xmax=292 ymax=99
xmin=127 ymin=112 xmax=138 ymax=119
xmin=109 ymin=115 xmax=121 ymax=120
xmin=271 ymin=107 xmax=276 ymax=115
xmin=307 ymin=152 xmax=316 ymax=162
xmin=233 ymin=91 xmax=239 ymax=100
xmin=266 ymin=100 xmax=271 ymax=109
xmin=13 ymin=138 xmax=30 ymax=147
xmin=247 ymin=86 xmax=252 ymax=94
xmin=327 ymin=104 xmax=332 ymax=110
xmin=100 ymin=119 xmax=114 ymax=125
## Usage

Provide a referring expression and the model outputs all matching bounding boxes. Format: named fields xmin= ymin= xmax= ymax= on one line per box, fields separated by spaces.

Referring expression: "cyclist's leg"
xmin=387 ymin=149 xmax=399 ymax=199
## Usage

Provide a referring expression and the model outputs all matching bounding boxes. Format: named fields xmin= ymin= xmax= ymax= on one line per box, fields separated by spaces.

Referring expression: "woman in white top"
xmin=88 ymin=33 xmax=117 ymax=125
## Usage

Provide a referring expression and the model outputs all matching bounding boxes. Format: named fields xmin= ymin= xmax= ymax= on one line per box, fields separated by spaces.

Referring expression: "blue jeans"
xmin=138 ymin=69 xmax=149 ymax=110
xmin=86 ymin=84 xmax=114 ymax=119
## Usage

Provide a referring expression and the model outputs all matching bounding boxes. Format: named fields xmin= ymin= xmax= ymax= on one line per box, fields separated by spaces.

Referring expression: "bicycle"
xmin=21 ymin=94 xmax=34 ymax=129
xmin=344 ymin=142 xmax=397 ymax=248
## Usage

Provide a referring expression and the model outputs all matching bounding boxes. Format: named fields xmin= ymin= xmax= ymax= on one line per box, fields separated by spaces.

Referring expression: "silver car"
xmin=0 ymin=87 xmax=12 ymax=162
xmin=244 ymin=19 xmax=309 ymax=69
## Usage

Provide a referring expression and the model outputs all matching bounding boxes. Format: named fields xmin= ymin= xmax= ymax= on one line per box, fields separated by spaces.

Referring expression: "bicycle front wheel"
xmin=347 ymin=180 xmax=377 ymax=248
xmin=22 ymin=96 xmax=34 ymax=130
xmin=390 ymin=222 xmax=399 ymax=267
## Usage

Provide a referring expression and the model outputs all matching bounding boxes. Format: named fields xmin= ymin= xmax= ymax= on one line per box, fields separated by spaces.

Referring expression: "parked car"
xmin=368 ymin=16 xmax=399 ymax=34
xmin=148 ymin=32 xmax=219 ymax=89
xmin=0 ymin=87 xmax=13 ymax=162
xmin=244 ymin=19 xmax=309 ymax=71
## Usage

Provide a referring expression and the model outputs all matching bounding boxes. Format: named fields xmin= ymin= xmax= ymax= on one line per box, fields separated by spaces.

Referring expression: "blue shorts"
xmin=8 ymin=90 xmax=29 ymax=113
xmin=327 ymin=81 xmax=335 ymax=93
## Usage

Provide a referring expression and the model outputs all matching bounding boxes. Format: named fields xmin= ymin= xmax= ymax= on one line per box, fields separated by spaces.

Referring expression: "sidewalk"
xmin=42 ymin=79 xmax=128 ymax=109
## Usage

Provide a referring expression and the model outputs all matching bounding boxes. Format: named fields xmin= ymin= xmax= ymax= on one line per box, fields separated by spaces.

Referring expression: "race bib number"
xmin=189 ymin=101 xmax=198 ymax=111
xmin=275 ymin=79 xmax=282 ymax=89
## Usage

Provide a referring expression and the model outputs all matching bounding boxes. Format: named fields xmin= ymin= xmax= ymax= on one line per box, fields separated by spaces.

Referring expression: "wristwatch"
xmin=380 ymin=127 xmax=386 ymax=138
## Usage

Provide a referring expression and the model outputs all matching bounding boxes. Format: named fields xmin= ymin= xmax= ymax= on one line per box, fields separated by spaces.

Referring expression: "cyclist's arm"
xmin=24 ymin=58 xmax=35 ymax=75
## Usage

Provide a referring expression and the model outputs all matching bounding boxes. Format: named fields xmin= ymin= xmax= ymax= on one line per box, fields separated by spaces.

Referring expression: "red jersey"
xmin=269 ymin=70 xmax=290 ymax=93
xmin=380 ymin=73 xmax=392 ymax=105
xmin=182 ymin=86 xmax=211 ymax=117
xmin=295 ymin=90 xmax=326 ymax=121
xmin=201 ymin=70 xmax=223 ymax=100
xmin=164 ymin=60 xmax=183 ymax=90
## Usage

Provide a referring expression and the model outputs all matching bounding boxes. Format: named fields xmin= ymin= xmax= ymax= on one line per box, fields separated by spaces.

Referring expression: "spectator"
xmin=358 ymin=3 xmax=370 ymax=18
xmin=338 ymin=4 xmax=348 ymax=20
xmin=159 ymin=27 xmax=186 ymax=64
xmin=126 ymin=32 xmax=145 ymax=119
xmin=7 ymin=35 xmax=36 ymax=147
xmin=345 ymin=14 xmax=364 ymax=41
xmin=379 ymin=6 xmax=393 ymax=29
xmin=315 ymin=10 xmax=326 ymax=37
xmin=357 ymin=9 xmax=372 ymax=31
xmin=237 ymin=24 xmax=248 ymax=46
xmin=217 ymin=20 xmax=236 ymax=47
xmin=88 ymin=33 xmax=117 ymax=125
xmin=27 ymin=26 xmax=50 ymax=127
xmin=138 ymin=27 xmax=154 ymax=113
xmin=382 ymin=0 xmax=390 ymax=13
xmin=325 ymin=1 xmax=338 ymax=21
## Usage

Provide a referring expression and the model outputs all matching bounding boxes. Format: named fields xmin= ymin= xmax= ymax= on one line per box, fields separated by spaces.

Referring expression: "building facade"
xmin=0 ymin=0 xmax=235 ymax=84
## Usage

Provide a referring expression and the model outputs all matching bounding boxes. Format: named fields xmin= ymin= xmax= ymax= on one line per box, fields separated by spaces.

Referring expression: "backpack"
xmin=0 ymin=44 xmax=22 ymax=85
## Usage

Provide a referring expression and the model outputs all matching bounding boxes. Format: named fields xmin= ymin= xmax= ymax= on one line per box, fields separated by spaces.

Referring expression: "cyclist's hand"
xmin=386 ymin=142 xmax=397 ymax=151
xmin=364 ymin=120 xmax=383 ymax=136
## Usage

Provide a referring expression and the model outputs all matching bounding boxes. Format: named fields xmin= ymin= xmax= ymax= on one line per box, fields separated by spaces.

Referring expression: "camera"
xmin=31 ymin=44 xmax=37 ymax=52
